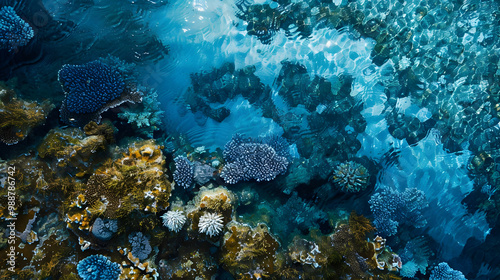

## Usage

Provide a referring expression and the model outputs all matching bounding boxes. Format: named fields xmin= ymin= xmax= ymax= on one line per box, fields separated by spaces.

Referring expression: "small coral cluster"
xmin=221 ymin=134 xmax=290 ymax=184
xmin=330 ymin=161 xmax=370 ymax=192
xmin=198 ymin=212 xmax=224 ymax=237
xmin=369 ymin=188 xmax=429 ymax=236
xmin=37 ymin=122 xmax=114 ymax=177
xmin=118 ymin=88 xmax=164 ymax=138
xmin=77 ymin=254 xmax=121 ymax=280
xmin=173 ymin=156 xmax=194 ymax=189
xmin=0 ymin=6 xmax=34 ymax=50
xmin=430 ymin=262 xmax=467 ymax=280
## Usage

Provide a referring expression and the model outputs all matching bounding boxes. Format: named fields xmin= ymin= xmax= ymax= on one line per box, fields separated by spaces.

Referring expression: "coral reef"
xmin=59 ymin=59 xmax=142 ymax=126
xmin=0 ymin=6 xmax=34 ymax=50
xmin=91 ymin=139 xmax=172 ymax=216
xmin=161 ymin=210 xmax=186 ymax=233
xmin=369 ymin=188 xmax=428 ymax=236
xmin=77 ymin=254 xmax=121 ymax=280
xmin=272 ymin=192 xmax=328 ymax=241
xmin=0 ymin=83 xmax=54 ymax=145
xmin=221 ymin=134 xmax=289 ymax=184
xmin=185 ymin=62 xmax=272 ymax=122
xmin=330 ymin=161 xmax=370 ymax=192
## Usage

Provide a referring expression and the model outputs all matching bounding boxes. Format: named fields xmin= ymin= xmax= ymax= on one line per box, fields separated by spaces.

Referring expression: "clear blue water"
xmin=1 ymin=0 xmax=499 ymax=279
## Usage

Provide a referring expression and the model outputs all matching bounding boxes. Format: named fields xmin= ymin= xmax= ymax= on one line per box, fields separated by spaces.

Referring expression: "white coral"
xmin=198 ymin=212 xmax=224 ymax=237
xmin=161 ymin=210 xmax=186 ymax=232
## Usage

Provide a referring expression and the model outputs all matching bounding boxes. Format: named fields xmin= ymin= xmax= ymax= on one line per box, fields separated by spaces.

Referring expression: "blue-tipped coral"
xmin=220 ymin=134 xmax=289 ymax=184
xmin=430 ymin=262 xmax=467 ymax=280
xmin=369 ymin=188 xmax=428 ymax=236
xmin=128 ymin=232 xmax=152 ymax=261
xmin=330 ymin=161 xmax=370 ymax=192
xmin=0 ymin=6 xmax=34 ymax=50
xmin=58 ymin=60 xmax=142 ymax=126
xmin=173 ymin=156 xmax=194 ymax=189
xmin=77 ymin=254 xmax=121 ymax=280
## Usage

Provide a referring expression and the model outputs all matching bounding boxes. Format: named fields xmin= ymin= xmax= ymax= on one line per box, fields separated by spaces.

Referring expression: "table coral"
xmin=0 ymin=83 xmax=54 ymax=145
xmin=58 ymin=59 xmax=142 ymax=126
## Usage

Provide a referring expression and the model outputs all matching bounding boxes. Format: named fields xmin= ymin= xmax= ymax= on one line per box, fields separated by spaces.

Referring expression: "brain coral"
xmin=58 ymin=60 xmax=142 ymax=126
xmin=0 ymin=6 xmax=34 ymax=50
xmin=77 ymin=254 xmax=121 ymax=280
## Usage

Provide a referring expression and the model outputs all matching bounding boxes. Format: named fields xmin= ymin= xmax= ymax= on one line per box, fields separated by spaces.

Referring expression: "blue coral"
xmin=221 ymin=134 xmax=289 ymax=184
xmin=430 ymin=262 xmax=467 ymax=280
xmin=0 ymin=6 xmax=34 ymax=50
xmin=91 ymin=218 xmax=118 ymax=241
xmin=77 ymin=254 xmax=121 ymax=280
xmin=369 ymin=188 xmax=428 ymax=236
xmin=58 ymin=60 xmax=125 ymax=114
xmin=129 ymin=232 xmax=152 ymax=261
xmin=173 ymin=156 xmax=194 ymax=188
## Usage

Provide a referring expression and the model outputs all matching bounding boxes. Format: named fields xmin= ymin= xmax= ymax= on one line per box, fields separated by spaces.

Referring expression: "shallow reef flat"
xmin=1 ymin=0 xmax=500 ymax=279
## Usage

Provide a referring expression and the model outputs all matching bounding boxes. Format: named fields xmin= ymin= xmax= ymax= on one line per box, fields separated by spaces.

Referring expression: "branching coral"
xmin=330 ymin=161 xmax=370 ymax=192
xmin=0 ymin=6 xmax=34 ymax=50
xmin=221 ymin=134 xmax=289 ymax=184
xmin=173 ymin=156 xmax=194 ymax=189
xmin=58 ymin=59 xmax=142 ymax=126
xmin=118 ymin=88 xmax=164 ymax=138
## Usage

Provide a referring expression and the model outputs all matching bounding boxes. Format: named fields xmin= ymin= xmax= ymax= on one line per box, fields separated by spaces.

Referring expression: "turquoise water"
xmin=1 ymin=0 xmax=499 ymax=279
